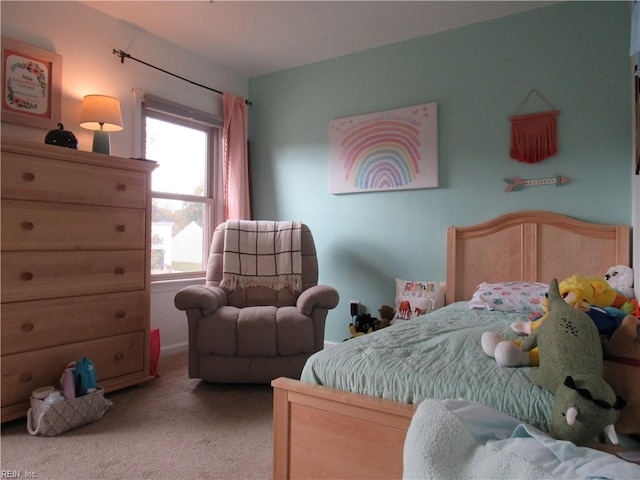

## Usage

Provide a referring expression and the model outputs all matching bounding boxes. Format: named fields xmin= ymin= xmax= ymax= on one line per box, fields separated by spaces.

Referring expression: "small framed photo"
xmin=1 ymin=37 xmax=62 ymax=129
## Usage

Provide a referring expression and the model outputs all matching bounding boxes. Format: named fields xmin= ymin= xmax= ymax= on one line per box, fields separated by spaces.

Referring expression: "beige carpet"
xmin=1 ymin=352 xmax=273 ymax=479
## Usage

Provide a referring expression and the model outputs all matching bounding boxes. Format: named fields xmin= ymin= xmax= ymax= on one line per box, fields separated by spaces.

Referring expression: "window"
xmin=142 ymin=94 xmax=222 ymax=279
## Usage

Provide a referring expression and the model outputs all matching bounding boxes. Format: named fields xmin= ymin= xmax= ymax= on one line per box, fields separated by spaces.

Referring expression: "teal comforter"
xmin=301 ymin=302 xmax=554 ymax=431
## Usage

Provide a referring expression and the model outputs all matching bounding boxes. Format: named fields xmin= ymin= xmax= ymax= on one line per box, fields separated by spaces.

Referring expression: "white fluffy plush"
xmin=604 ymin=265 xmax=635 ymax=299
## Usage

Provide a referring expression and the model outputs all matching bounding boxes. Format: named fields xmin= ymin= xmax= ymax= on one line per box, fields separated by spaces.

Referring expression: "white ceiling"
xmin=82 ymin=1 xmax=556 ymax=77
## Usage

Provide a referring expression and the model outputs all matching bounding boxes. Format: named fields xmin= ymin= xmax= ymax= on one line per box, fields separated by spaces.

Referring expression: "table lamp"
xmin=79 ymin=95 xmax=123 ymax=154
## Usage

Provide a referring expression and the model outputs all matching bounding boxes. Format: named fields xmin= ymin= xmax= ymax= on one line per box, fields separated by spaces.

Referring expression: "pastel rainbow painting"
xmin=329 ymin=103 xmax=438 ymax=194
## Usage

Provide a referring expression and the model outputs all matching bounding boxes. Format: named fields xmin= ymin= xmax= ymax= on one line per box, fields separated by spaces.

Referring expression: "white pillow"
xmin=468 ymin=281 xmax=547 ymax=313
xmin=393 ymin=278 xmax=446 ymax=323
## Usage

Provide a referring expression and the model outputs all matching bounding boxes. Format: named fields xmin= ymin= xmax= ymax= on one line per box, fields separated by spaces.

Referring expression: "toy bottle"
xmin=62 ymin=368 xmax=76 ymax=400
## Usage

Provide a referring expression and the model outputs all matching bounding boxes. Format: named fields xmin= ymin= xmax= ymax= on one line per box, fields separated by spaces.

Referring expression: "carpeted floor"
xmin=0 ymin=352 xmax=273 ymax=480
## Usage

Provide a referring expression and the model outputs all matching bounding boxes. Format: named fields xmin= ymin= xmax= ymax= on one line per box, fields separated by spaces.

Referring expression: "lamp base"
xmin=92 ymin=130 xmax=111 ymax=155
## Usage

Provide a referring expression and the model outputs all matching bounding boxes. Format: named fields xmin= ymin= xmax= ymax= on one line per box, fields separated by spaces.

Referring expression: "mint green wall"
xmin=248 ymin=2 xmax=633 ymax=343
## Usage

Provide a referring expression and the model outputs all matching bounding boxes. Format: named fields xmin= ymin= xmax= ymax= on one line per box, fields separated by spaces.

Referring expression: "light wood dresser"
xmin=1 ymin=137 xmax=157 ymax=422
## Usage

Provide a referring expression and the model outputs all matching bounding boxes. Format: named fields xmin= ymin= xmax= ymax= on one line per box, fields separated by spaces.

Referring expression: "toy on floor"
xmin=603 ymin=315 xmax=640 ymax=436
xmin=345 ymin=313 xmax=377 ymax=340
xmin=520 ymin=278 xmax=625 ymax=446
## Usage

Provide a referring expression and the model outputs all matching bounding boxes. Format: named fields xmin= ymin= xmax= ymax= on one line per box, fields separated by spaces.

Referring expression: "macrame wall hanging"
xmin=509 ymin=89 xmax=560 ymax=164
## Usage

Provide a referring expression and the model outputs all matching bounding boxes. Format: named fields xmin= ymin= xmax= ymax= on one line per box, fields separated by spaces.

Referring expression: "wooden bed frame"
xmin=272 ymin=211 xmax=631 ymax=479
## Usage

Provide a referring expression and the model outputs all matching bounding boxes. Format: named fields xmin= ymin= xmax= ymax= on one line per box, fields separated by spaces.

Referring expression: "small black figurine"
xmin=45 ymin=123 xmax=78 ymax=149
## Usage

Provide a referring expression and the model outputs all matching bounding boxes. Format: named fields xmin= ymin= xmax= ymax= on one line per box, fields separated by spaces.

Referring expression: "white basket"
xmin=27 ymin=388 xmax=112 ymax=436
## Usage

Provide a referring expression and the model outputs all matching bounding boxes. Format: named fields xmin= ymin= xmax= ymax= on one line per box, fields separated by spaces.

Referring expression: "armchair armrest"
xmin=297 ymin=285 xmax=340 ymax=316
xmin=174 ymin=285 xmax=228 ymax=316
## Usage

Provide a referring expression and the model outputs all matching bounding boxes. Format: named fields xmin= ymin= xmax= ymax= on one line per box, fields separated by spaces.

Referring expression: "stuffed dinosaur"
xmin=520 ymin=278 xmax=625 ymax=445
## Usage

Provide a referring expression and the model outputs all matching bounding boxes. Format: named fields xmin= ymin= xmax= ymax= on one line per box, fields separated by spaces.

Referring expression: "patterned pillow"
xmin=468 ymin=281 xmax=548 ymax=313
xmin=393 ymin=278 xmax=446 ymax=323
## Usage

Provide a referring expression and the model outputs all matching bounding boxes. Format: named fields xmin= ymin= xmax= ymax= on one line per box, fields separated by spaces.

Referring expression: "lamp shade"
xmin=79 ymin=95 xmax=123 ymax=132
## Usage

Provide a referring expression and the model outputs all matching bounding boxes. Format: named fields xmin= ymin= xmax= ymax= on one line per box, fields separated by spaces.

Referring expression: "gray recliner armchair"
xmin=174 ymin=220 xmax=339 ymax=383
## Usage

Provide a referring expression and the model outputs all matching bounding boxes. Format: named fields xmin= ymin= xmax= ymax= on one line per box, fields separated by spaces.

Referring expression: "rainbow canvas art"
xmin=329 ymin=103 xmax=438 ymax=194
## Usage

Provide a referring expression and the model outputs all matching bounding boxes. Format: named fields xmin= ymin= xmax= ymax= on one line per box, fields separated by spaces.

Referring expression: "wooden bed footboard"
xmin=272 ymin=377 xmax=416 ymax=479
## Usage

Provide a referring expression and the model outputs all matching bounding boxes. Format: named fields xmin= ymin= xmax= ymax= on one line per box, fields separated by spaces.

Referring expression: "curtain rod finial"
xmin=113 ymin=49 xmax=130 ymax=64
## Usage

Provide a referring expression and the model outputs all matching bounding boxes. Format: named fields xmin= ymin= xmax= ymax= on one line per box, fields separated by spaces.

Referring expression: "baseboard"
xmin=160 ymin=342 xmax=188 ymax=357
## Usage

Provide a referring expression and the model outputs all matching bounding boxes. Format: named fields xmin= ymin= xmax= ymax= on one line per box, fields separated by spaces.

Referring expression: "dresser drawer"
xmin=1 ymin=200 xmax=145 ymax=251
xmin=1 ymin=291 xmax=147 ymax=355
xmin=1 ymin=331 xmax=145 ymax=408
xmin=1 ymin=153 xmax=147 ymax=208
xmin=1 ymin=250 xmax=145 ymax=302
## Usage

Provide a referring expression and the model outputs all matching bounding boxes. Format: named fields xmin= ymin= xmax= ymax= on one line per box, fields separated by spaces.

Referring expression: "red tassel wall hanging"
xmin=509 ymin=89 xmax=560 ymax=164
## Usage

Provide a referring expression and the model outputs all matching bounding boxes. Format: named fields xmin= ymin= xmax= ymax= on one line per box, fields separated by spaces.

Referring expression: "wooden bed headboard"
xmin=445 ymin=210 xmax=631 ymax=303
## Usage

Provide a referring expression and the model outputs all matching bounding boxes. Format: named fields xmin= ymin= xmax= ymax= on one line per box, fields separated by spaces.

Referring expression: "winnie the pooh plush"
xmin=603 ymin=315 xmax=640 ymax=436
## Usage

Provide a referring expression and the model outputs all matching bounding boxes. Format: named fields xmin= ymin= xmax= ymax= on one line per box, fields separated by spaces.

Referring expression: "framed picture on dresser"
xmin=1 ymin=36 xmax=62 ymax=129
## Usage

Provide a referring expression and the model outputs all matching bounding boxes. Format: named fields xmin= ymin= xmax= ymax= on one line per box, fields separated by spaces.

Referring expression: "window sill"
xmin=151 ymin=276 xmax=205 ymax=294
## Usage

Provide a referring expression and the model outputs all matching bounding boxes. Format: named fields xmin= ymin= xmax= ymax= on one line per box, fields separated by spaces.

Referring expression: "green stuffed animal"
xmin=520 ymin=278 xmax=626 ymax=446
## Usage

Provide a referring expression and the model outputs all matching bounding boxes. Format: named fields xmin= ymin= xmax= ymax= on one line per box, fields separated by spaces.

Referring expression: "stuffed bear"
xmin=376 ymin=305 xmax=395 ymax=330
xmin=520 ymin=278 xmax=625 ymax=446
xmin=603 ymin=315 xmax=640 ymax=436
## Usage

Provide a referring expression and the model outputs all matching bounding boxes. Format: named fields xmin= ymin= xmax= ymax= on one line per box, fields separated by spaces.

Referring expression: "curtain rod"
xmin=112 ymin=49 xmax=251 ymax=106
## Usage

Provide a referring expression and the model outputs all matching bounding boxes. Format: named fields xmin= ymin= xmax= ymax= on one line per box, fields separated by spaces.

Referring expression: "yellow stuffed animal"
xmin=559 ymin=275 xmax=616 ymax=309
xmin=511 ymin=275 xmax=616 ymax=337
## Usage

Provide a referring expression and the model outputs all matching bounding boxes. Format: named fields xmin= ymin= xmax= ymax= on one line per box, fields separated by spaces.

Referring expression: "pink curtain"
xmin=222 ymin=93 xmax=251 ymax=220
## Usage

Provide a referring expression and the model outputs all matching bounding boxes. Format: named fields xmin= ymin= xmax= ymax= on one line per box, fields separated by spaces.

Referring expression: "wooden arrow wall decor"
xmin=504 ymin=175 xmax=570 ymax=192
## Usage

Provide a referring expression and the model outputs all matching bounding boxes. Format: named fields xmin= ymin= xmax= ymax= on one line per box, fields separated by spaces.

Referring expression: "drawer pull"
xmin=21 ymin=322 xmax=35 ymax=332
xmin=115 ymin=267 xmax=126 ymax=275
xmin=20 ymin=373 xmax=33 ymax=383
xmin=22 ymin=221 xmax=35 ymax=230
xmin=23 ymin=172 xmax=36 ymax=182
xmin=21 ymin=272 xmax=34 ymax=281
xmin=115 ymin=310 xmax=126 ymax=318
xmin=116 ymin=224 xmax=126 ymax=232
xmin=114 ymin=351 xmax=124 ymax=361
xmin=117 ymin=183 xmax=127 ymax=192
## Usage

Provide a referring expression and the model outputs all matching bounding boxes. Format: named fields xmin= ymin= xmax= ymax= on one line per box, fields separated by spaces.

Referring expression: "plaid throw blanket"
xmin=220 ymin=220 xmax=303 ymax=293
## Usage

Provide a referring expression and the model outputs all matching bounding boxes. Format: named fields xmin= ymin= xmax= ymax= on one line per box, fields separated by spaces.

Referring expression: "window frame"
xmin=141 ymin=94 xmax=223 ymax=281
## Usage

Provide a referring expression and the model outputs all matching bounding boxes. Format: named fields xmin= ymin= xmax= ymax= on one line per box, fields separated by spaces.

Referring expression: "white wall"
xmin=2 ymin=1 xmax=249 ymax=355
